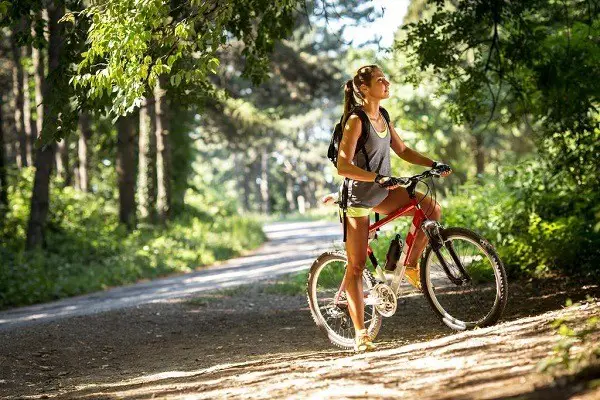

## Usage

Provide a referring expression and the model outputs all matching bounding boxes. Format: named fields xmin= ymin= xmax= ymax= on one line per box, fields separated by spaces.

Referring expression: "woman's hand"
xmin=375 ymin=174 xmax=411 ymax=190
xmin=321 ymin=193 xmax=338 ymax=206
xmin=432 ymin=161 xmax=452 ymax=177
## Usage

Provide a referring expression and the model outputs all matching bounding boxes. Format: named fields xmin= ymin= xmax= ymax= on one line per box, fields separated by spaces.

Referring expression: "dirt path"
xmin=1 ymin=276 xmax=599 ymax=399
xmin=0 ymin=221 xmax=340 ymax=330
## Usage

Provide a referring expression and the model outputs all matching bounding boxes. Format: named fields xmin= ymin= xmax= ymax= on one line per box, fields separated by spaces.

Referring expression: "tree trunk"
xmin=0 ymin=93 xmax=8 ymax=211
xmin=473 ymin=132 xmax=485 ymax=176
xmin=154 ymin=77 xmax=171 ymax=223
xmin=242 ymin=158 xmax=251 ymax=212
xmin=26 ymin=2 xmax=63 ymax=249
xmin=117 ymin=114 xmax=136 ymax=229
xmin=233 ymin=153 xmax=246 ymax=213
xmin=301 ymin=181 xmax=311 ymax=211
xmin=55 ymin=137 xmax=70 ymax=185
xmin=138 ymin=95 xmax=156 ymax=222
xmin=23 ymin=44 xmax=34 ymax=167
xmin=260 ymin=148 xmax=269 ymax=214
xmin=308 ymin=179 xmax=317 ymax=208
xmin=11 ymin=24 xmax=27 ymax=169
xmin=3 ymin=104 xmax=16 ymax=166
xmin=77 ymin=111 xmax=92 ymax=192
xmin=32 ymin=11 xmax=45 ymax=140
xmin=286 ymin=175 xmax=296 ymax=212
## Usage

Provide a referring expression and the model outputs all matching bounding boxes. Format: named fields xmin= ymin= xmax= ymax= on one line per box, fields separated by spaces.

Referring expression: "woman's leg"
xmin=373 ymin=188 xmax=441 ymax=269
xmin=342 ymin=215 xmax=370 ymax=332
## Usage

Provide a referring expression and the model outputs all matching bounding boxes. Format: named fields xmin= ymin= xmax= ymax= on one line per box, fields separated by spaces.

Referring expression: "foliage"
xmin=537 ymin=298 xmax=600 ymax=375
xmin=399 ymin=0 xmax=600 ymax=187
xmin=442 ymin=161 xmax=600 ymax=278
xmin=0 ymin=168 xmax=265 ymax=309
xmin=367 ymin=158 xmax=600 ymax=279
xmin=74 ymin=0 xmax=299 ymax=119
xmin=262 ymin=272 xmax=307 ymax=296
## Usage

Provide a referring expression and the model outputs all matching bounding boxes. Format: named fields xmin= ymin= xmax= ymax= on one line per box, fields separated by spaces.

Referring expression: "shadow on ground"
xmin=0 ymin=277 xmax=598 ymax=399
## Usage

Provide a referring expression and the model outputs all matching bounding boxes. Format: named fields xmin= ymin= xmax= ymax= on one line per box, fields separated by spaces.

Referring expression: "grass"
xmin=262 ymin=272 xmax=307 ymax=296
xmin=0 ymin=169 xmax=267 ymax=309
xmin=185 ymin=272 xmax=309 ymax=306
xmin=257 ymin=206 xmax=340 ymax=224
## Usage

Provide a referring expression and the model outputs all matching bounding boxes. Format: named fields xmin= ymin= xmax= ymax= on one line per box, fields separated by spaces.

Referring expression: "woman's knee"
xmin=434 ymin=202 xmax=442 ymax=219
xmin=426 ymin=201 xmax=442 ymax=220
xmin=347 ymin=259 xmax=366 ymax=276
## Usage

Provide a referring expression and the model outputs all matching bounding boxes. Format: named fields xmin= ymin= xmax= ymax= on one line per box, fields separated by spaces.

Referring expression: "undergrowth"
xmin=0 ymin=168 xmax=266 ymax=309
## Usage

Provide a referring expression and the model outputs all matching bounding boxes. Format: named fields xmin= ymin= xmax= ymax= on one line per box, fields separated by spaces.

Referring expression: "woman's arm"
xmin=389 ymin=122 xmax=434 ymax=167
xmin=337 ymin=115 xmax=378 ymax=182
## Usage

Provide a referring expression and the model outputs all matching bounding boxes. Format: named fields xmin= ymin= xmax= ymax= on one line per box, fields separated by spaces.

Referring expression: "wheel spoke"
xmin=308 ymin=253 xmax=382 ymax=348
xmin=423 ymin=230 xmax=507 ymax=329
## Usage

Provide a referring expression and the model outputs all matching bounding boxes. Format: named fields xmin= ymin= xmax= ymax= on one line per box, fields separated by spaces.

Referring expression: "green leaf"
xmin=208 ymin=58 xmax=219 ymax=74
xmin=170 ymin=74 xmax=181 ymax=87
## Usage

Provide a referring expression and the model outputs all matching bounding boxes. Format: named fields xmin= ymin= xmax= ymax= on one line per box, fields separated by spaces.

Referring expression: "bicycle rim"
xmin=422 ymin=228 xmax=507 ymax=330
xmin=307 ymin=252 xmax=382 ymax=349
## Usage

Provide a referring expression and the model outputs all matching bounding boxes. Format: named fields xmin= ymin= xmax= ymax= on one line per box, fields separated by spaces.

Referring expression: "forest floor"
xmin=1 ymin=276 xmax=599 ymax=399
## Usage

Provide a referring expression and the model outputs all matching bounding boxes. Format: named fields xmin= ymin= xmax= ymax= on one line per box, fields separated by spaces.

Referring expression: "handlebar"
xmin=392 ymin=167 xmax=443 ymax=187
xmin=392 ymin=167 xmax=444 ymax=198
xmin=406 ymin=168 xmax=442 ymax=182
xmin=325 ymin=167 xmax=446 ymax=206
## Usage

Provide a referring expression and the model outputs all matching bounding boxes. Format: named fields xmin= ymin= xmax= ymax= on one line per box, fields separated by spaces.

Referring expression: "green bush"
xmin=366 ymin=160 xmax=600 ymax=279
xmin=441 ymin=160 xmax=600 ymax=278
xmin=0 ymin=169 xmax=266 ymax=309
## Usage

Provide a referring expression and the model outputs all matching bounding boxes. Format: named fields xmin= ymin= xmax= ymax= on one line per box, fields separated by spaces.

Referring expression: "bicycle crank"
xmin=369 ymin=283 xmax=397 ymax=317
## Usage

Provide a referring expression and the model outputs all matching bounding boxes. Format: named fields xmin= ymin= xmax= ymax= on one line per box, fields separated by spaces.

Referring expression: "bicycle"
xmin=307 ymin=167 xmax=508 ymax=349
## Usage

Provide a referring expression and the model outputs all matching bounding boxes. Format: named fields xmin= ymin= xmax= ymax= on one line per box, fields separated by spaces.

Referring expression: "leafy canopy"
xmin=399 ymin=0 xmax=600 ymax=185
xmin=74 ymin=0 xmax=299 ymax=117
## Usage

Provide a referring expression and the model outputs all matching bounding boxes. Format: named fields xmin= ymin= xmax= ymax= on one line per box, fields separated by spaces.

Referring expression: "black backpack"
xmin=327 ymin=106 xmax=391 ymax=242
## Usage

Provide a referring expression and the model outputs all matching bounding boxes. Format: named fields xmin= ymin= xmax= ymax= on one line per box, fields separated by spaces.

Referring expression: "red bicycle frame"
xmin=366 ymin=196 xmax=428 ymax=269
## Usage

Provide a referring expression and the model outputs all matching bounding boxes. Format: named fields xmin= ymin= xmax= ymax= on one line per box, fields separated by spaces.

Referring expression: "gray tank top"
xmin=341 ymin=112 xmax=391 ymax=208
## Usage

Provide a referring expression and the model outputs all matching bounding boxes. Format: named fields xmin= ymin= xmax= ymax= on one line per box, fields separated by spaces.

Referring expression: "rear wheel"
xmin=307 ymin=251 xmax=382 ymax=349
xmin=420 ymin=227 xmax=508 ymax=330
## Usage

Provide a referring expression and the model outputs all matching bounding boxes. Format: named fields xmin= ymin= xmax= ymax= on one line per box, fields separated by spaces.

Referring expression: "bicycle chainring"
xmin=371 ymin=283 xmax=397 ymax=317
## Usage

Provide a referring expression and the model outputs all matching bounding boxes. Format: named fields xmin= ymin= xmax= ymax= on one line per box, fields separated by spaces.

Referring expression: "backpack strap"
xmin=374 ymin=107 xmax=388 ymax=237
xmin=351 ymin=108 xmax=372 ymax=172
xmin=341 ymin=177 xmax=349 ymax=241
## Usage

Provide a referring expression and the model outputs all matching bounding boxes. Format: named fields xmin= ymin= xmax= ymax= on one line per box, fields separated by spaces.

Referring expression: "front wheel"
xmin=307 ymin=251 xmax=382 ymax=349
xmin=420 ymin=227 xmax=508 ymax=330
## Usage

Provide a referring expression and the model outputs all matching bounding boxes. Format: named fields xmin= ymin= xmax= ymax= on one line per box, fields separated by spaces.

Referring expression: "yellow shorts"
xmin=340 ymin=206 xmax=372 ymax=218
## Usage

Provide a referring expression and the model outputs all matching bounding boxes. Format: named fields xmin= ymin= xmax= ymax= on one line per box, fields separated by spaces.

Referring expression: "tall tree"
xmin=75 ymin=1 xmax=299 ymax=117
xmin=138 ymin=96 xmax=156 ymax=222
xmin=154 ymin=77 xmax=171 ymax=223
xmin=31 ymin=10 xmax=45 ymax=141
xmin=55 ymin=137 xmax=70 ymax=185
xmin=242 ymin=156 xmax=252 ymax=212
xmin=22 ymin=43 xmax=34 ymax=166
xmin=76 ymin=111 xmax=92 ymax=192
xmin=259 ymin=147 xmax=270 ymax=214
xmin=10 ymin=21 xmax=27 ymax=169
xmin=0 ymin=92 xmax=7 ymax=211
xmin=26 ymin=1 xmax=64 ymax=249
xmin=117 ymin=114 xmax=136 ymax=229
xmin=399 ymin=0 xmax=600 ymax=187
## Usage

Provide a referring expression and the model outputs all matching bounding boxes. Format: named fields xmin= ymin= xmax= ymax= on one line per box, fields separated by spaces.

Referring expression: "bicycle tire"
xmin=307 ymin=251 xmax=383 ymax=349
xmin=420 ymin=227 xmax=508 ymax=330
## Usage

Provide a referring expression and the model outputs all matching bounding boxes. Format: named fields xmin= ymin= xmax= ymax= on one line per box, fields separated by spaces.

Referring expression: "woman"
xmin=335 ymin=65 xmax=452 ymax=352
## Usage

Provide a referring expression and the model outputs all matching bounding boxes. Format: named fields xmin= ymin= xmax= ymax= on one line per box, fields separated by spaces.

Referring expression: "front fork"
xmin=422 ymin=221 xmax=471 ymax=285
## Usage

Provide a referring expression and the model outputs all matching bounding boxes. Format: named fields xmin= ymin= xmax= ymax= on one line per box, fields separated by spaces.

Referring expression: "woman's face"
xmin=362 ymin=69 xmax=390 ymax=100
